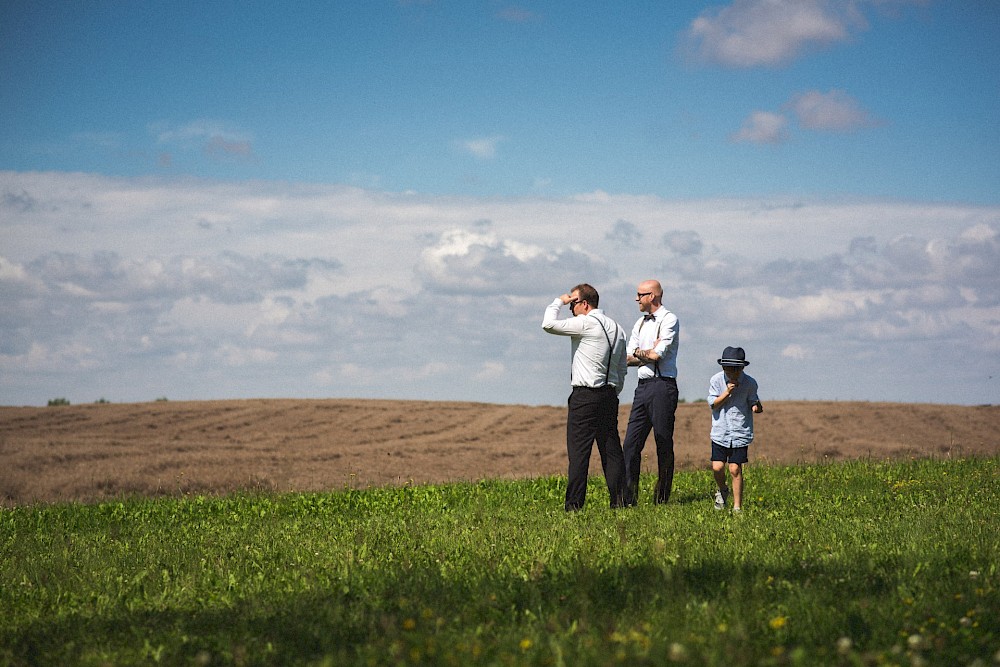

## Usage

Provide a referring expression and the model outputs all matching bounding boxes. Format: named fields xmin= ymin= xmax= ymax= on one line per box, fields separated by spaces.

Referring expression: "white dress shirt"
xmin=542 ymin=298 xmax=628 ymax=393
xmin=628 ymin=306 xmax=679 ymax=380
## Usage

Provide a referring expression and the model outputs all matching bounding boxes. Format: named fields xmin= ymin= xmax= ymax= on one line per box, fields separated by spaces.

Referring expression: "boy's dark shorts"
xmin=711 ymin=442 xmax=749 ymax=464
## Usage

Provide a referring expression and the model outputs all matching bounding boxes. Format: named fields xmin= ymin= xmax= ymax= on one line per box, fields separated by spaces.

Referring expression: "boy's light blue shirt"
xmin=708 ymin=370 xmax=760 ymax=448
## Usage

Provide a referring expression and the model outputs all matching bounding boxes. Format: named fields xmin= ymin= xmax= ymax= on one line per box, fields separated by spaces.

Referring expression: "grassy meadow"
xmin=2 ymin=457 xmax=998 ymax=666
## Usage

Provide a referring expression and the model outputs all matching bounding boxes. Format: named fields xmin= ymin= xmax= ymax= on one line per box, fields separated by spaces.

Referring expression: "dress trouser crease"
xmin=623 ymin=377 xmax=678 ymax=505
xmin=566 ymin=385 xmax=624 ymax=511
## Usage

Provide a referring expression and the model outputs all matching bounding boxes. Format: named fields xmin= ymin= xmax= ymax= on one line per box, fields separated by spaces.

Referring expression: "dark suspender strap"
xmin=654 ymin=317 xmax=662 ymax=378
xmin=589 ymin=314 xmax=616 ymax=387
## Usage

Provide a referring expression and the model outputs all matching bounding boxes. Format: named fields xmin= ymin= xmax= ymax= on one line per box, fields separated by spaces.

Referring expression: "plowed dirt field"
xmin=2 ymin=399 xmax=997 ymax=506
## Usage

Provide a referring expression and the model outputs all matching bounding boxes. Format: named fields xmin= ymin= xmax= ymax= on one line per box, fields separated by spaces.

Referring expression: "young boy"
xmin=708 ymin=346 xmax=762 ymax=512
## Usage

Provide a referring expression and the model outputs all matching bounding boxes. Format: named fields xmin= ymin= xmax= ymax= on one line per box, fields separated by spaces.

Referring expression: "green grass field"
xmin=2 ymin=457 xmax=998 ymax=666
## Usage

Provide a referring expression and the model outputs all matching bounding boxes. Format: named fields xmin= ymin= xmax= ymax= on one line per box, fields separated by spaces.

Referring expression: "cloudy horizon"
xmin=4 ymin=170 xmax=997 ymax=407
xmin=2 ymin=1 xmax=998 ymax=407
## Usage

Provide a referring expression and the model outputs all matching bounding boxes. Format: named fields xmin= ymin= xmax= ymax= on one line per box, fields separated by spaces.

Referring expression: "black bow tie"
xmin=643 ymin=314 xmax=655 ymax=321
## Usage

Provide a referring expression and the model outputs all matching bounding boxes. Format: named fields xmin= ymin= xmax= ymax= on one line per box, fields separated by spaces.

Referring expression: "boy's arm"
xmin=708 ymin=375 xmax=728 ymax=409
xmin=711 ymin=385 xmax=732 ymax=409
xmin=749 ymin=378 xmax=762 ymax=412
xmin=712 ymin=372 xmax=744 ymax=409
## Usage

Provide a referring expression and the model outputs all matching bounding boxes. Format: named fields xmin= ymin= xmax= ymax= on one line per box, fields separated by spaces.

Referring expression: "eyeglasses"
xmin=636 ymin=292 xmax=652 ymax=299
xmin=569 ymin=299 xmax=582 ymax=308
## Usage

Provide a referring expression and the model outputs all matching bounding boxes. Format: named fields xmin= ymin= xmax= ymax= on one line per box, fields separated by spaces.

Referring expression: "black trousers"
xmin=623 ymin=377 xmax=678 ymax=505
xmin=565 ymin=385 xmax=625 ymax=511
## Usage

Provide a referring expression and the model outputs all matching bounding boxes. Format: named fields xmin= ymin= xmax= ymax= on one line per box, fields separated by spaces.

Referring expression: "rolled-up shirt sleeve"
xmin=542 ymin=298 xmax=585 ymax=336
xmin=652 ymin=312 xmax=678 ymax=357
xmin=708 ymin=373 xmax=724 ymax=406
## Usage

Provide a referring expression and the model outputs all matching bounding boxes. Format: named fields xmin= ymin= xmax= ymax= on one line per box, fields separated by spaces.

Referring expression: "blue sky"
xmin=2 ymin=0 xmax=999 ymax=407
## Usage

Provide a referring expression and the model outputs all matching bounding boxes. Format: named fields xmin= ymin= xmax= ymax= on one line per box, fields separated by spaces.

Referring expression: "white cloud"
xmin=153 ymin=120 xmax=250 ymax=145
xmin=459 ymin=136 xmax=504 ymax=159
xmin=768 ymin=291 xmax=870 ymax=322
xmin=474 ymin=361 xmax=506 ymax=381
xmin=401 ymin=361 xmax=450 ymax=382
xmin=683 ymin=0 xmax=926 ymax=68
xmin=781 ymin=344 xmax=808 ymax=360
xmin=217 ymin=344 xmax=279 ymax=366
xmin=684 ymin=0 xmax=857 ymax=68
xmin=20 ymin=251 xmax=336 ymax=304
xmin=1 ymin=171 xmax=997 ymax=405
xmin=731 ymin=111 xmax=789 ymax=144
xmin=415 ymin=228 xmax=611 ymax=295
xmin=663 ymin=230 xmax=704 ymax=257
xmin=0 ymin=256 xmax=35 ymax=287
xmin=789 ymin=89 xmax=881 ymax=131
xmin=606 ymin=220 xmax=642 ymax=246
xmin=151 ymin=120 xmax=256 ymax=163
xmin=736 ymin=89 xmax=881 ymax=143
xmin=960 ymin=223 xmax=997 ymax=244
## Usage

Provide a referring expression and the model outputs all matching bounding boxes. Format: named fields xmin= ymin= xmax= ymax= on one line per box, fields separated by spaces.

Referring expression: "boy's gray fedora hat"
xmin=718 ymin=346 xmax=750 ymax=367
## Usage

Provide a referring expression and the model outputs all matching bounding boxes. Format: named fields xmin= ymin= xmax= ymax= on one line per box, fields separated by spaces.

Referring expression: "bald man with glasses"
xmin=623 ymin=279 xmax=680 ymax=506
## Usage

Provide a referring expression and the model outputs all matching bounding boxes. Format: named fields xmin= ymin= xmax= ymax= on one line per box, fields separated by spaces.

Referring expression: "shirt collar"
xmin=644 ymin=306 xmax=666 ymax=320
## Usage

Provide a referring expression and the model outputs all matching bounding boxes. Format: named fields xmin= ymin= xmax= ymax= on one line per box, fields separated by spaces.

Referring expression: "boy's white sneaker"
xmin=714 ymin=487 xmax=729 ymax=510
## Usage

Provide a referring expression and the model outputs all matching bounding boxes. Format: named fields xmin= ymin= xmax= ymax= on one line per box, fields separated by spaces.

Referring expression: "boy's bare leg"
xmin=712 ymin=460 xmax=727 ymax=491
xmin=729 ymin=462 xmax=743 ymax=509
xmin=712 ymin=460 xmax=729 ymax=509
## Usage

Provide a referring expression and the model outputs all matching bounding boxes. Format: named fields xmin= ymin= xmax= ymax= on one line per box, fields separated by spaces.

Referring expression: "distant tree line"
xmin=45 ymin=397 xmax=170 ymax=406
